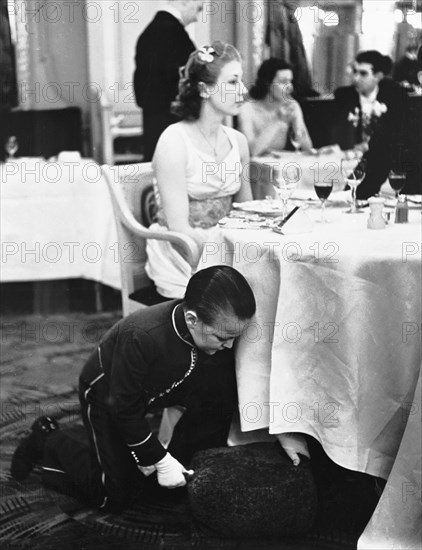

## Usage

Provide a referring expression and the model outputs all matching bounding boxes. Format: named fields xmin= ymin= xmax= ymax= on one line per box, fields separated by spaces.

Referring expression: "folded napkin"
xmin=218 ymin=216 xmax=274 ymax=229
xmin=57 ymin=151 xmax=81 ymax=162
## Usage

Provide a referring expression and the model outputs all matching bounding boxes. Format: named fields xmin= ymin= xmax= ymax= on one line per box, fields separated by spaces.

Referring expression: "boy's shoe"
xmin=11 ymin=416 xmax=60 ymax=481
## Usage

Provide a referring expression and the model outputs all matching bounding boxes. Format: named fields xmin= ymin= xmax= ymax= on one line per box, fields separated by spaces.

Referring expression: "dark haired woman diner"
xmin=146 ymin=41 xmax=253 ymax=300
xmin=238 ymin=58 xmax=313 ymax=157
xmin=11 ymin=266 xmax=257 ymax=513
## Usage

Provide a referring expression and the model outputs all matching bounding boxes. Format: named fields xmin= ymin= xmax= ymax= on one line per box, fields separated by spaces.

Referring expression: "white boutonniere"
xmin=371 ymin=101 xmax=388 ymax=117
xmin=347 ymin=107 xmax=360 ymax=128
xmin=347 ymin=100 xmax=388 ymax=143
xmin=197 ymin=46 xmax=216 ymax=64
xmin=361 ymin=101 xmax=388 ymax=140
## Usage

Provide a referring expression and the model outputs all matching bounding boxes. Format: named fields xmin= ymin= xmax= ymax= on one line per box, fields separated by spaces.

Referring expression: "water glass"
xmin=272 ymin=166 xmax=298 ymax=220
xmin=341 ymin=159 xmax=366 ymax=214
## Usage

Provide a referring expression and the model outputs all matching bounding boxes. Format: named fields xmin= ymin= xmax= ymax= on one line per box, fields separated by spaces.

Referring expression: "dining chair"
xmin=101 ymin=163 xmax=196 ymax=316
xmin=100 ymin=96 xmax=144 ymax=165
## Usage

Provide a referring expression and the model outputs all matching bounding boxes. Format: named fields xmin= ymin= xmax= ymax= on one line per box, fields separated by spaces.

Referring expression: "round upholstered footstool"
xmin=188 ymin=442 xmax=317 ymax=538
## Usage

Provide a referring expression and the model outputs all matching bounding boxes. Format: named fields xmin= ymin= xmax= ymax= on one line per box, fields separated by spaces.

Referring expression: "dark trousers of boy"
xmin=41 ymin=356 xmax=237 ymax=513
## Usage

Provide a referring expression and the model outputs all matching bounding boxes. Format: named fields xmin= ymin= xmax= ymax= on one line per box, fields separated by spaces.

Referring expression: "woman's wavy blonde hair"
xmin=172 ymin=40 xmax=241 ymax=121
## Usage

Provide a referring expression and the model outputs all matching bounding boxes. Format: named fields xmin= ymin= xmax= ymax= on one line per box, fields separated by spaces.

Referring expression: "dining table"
xmin=197 ymin=191 xmax=421 ymax=549
xmin=1 ymin=156 xmax=121 ymax=291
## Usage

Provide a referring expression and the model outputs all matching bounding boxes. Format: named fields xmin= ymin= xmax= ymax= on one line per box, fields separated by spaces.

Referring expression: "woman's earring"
xmin=198 ymin=82 xmax=209 ymax=100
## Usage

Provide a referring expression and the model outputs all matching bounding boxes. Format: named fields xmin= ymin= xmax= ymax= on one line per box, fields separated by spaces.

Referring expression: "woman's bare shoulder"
xmin=154 ymin=123 xmax=189 ymax=169
xmin=155 ymin=122 xmax=189 ymax=156
xmin=288 ymin=99 xmax=302 ymax=112
xmin=157 ymin=121 xmax=186 ymax=142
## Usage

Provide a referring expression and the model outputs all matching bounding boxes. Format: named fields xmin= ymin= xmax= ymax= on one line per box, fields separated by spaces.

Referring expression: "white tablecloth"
xmin=1 ymin=158 xmax=121 ymax=289
xmin=199 ymin=203 xmax=421 ymax=549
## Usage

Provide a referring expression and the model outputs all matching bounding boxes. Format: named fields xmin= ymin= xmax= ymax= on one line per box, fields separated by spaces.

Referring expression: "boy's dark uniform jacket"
xmin=334 ymin=79 xmax=420 ymax=198
xmin=79 ymin=300 xmax=237 ymax=467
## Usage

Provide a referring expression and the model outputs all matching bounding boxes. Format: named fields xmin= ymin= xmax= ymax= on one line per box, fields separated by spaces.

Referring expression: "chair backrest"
xmin=102 ymin=163 xmax=196 ymax=316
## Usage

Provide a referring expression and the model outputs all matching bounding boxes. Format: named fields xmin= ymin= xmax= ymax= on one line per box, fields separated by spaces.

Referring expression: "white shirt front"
xmin=359 ymin=85 xmax=379 ymax=117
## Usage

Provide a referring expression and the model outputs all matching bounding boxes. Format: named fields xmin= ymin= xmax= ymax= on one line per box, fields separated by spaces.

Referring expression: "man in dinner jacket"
xmin=334 ymin=50 xmax=409 ymax=199
xmin=134 ymin=1 xmax=203 ymax=161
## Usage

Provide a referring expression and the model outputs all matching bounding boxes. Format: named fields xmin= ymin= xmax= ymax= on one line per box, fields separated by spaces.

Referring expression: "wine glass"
xmin=314 ymin=180 xmax=333 ymax=223
xmin=388 ymin=170 xmax=406 ymax=199
xmin=5 ymin=136 xmax=19 ymax=160
xmin=289 ymin=127 xmax=301 ymax=153
xmin=272 ymin=165 xmax=298 ymax=220
xmin=341 ymin=159 xmax=366 ymax=214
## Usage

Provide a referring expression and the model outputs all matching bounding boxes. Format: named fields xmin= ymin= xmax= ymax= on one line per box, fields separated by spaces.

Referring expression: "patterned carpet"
xmin=0 ymin=312 xmax=381 ymax=549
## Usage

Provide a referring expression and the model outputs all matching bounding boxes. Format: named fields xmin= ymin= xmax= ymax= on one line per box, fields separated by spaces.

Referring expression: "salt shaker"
xmin=367 ymin=197 xmax=386 ymax=229
xmin=394 ymin=195 xmax=409 ymax=224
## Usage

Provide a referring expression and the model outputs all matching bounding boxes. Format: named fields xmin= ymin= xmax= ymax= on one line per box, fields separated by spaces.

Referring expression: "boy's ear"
xmin=184 ymin=310 xmax=198 ymax=327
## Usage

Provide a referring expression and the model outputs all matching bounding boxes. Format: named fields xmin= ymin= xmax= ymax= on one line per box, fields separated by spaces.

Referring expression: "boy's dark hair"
xmin=183 ymin=266 xmax=256 ymax=325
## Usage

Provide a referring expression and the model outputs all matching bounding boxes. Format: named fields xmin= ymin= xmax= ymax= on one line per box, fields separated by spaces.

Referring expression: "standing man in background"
xmin=134 ymin=1 xmax=203 ymax=161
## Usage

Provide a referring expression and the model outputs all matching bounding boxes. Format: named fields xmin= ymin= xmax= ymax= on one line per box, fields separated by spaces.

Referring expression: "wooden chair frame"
xmin=102 ymin=163 xmax=196 ymax=315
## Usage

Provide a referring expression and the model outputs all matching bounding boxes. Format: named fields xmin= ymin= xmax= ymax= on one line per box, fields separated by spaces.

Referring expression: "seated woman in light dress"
xmin=238 ymin=58 xmax=313 ymax=156
xmin=146 ymin=41 xmax=253 ymax=299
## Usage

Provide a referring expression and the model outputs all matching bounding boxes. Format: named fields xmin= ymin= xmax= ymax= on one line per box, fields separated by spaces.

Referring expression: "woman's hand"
xmin=276 ymin=432 xmax=310 ymax=466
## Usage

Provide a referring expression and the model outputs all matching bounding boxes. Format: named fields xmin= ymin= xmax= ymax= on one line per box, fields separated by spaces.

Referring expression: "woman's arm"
xmin=238 ymin=102 xmax=285 ymax=157
xmin=153 ymin=126 xmax=203 ymax=263
xmin=233 ymin=130 xmax=253 ymax=202
xmin=291 ymin=101 xmax=313 ymax=152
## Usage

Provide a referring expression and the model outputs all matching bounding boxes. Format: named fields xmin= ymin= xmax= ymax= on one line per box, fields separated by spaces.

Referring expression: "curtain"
xmin=265 ymin=0 xmax=315 ymax=97
xmin=0 ymin=0 xmax=18 ymax=109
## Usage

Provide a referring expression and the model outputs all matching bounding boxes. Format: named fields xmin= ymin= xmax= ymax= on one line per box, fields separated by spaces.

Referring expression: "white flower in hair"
xmin=197 ymin=46 xmax=215 ymax=63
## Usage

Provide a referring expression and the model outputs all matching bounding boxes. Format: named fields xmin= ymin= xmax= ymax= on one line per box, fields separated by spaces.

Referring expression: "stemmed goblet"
xmin=289 ymin=127 xmax=301 ymax=153
xmin=388 ymin=169 xmax=406 ymax=199
xmin=314 ymin=180 xmax=333 ymax=223
xmin=341 ymin=159 xmax=367 ymax=214
xmin=5 ymin=136 xmax=19 ymax=160
xmin=272 ymin=165 xmax=298 ymax=221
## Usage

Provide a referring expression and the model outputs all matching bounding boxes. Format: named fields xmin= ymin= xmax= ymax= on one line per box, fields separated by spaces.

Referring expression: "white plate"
xmin=232 ymin=200 xmax=284 ymax=216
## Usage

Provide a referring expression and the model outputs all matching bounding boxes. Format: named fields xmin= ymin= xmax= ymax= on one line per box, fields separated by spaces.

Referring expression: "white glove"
xmin=155 ymin=453 xmax=194 ymax=489
xmin=276 ymin=433 xmax=310 ymax=466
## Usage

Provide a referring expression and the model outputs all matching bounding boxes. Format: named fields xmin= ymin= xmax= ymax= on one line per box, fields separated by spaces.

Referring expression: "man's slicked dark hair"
xmin=183 ymin=266 xmax=256 ymax=325
xmin=356 ymin=50 xmax=392 ymax=75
